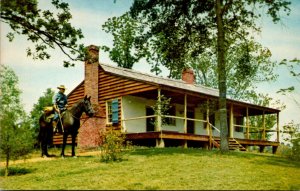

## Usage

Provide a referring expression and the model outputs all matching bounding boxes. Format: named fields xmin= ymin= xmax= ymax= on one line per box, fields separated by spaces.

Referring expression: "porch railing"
xmin=121 ymin=115 xmax=279 ymax=141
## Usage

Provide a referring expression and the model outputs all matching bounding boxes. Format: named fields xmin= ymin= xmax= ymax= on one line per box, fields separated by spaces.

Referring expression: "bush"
xmin=290 ymin=137 xmax=300 ymax=161
xmin=99 ymin=130 xmax=131 ymax=162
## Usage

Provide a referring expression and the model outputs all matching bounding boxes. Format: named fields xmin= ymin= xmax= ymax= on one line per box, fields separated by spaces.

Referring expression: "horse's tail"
xmin=38 ymin=113 xmax=54 ymax=144
xmin=37 ymin=114 xmax=45 ymax=143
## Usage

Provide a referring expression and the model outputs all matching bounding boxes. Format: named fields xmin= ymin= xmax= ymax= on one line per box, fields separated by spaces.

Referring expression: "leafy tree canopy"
xmin=0 ymin=0 xmax=86 ymax=67
xmin=0 ymin=65 xmax=34 ymax=176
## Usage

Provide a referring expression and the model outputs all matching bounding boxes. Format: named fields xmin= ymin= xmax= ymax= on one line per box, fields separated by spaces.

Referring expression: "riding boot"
xmin=52 ymin=120 xmax=58 ymax=133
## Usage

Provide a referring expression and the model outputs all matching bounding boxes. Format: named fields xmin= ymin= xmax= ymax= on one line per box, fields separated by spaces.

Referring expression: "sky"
xmin=1 ymin=0 xmax=299 ymax=130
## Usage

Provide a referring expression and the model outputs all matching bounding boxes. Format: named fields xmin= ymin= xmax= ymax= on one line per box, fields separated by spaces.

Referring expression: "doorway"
xmin=146 ymin=107 xmax=155 ymax=132
xmin=187 ymin=110 xmax=195 ymax=134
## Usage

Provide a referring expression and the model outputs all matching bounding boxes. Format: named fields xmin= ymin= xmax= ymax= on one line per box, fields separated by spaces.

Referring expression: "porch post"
xmin=184 ymin=94 xmax=187 ymax=133
xmin=262 ymin=111 xmax=266 ymax=140
xmin=156 ymin=88 xmax=162 ymax=131
xmin=206 ymin=99 xmax=211 ymax=149
xmin=277 ymin=112 xmax=280 ymax=142
xmin=156 ymin=88 xmax=164 ymax=147
xmin=229 ymin=104 xmax=234 ymax=138
xmin=184 ymin=94 xmax=188 ymax=148
xmin=206 ymin=99 xmax=210 ymax=135
xmin=246 ymin=107 xmax=249 ymax=139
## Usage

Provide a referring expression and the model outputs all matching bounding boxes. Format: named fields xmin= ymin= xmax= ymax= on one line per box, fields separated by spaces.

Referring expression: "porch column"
xmin=206 ymin=99 xmax=210 ymax=135
xmin=156 ymin=88 xmax=162 ymax=131
xmin=229 ymin=104 xmax=234 ymax=138
xmin=183 ymin=94 xmax=188 ymax=148
xmin=277 ymin=112 xmax=280 ymax=142
xmin=246 ymin=107 xmax=249 ymax=139
xmin=262 ymin=111 xmax=266 ymax=140
xmin=206 ymin=99 xmax=211 ymax=149
xmin=156 ymin=88 xmax=164 ymax=147
xmin=184 ymin=94 xmax=187 ymax=133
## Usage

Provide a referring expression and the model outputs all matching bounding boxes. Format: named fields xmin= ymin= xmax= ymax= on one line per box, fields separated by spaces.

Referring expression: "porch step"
xmin=212 ymin=138 xmax=246 ymax=151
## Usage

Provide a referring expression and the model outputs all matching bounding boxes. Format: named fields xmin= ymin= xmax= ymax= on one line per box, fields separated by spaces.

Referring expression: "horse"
xmin=38 ymin=95 xmax=95 ymax=158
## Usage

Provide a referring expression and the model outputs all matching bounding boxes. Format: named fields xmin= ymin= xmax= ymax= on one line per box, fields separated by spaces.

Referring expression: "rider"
xmin=52 ymin=85 xmax=68 ymax=133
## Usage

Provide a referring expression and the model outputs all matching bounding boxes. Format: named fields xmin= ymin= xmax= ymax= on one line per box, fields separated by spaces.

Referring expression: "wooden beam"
xmin=262 ymin=111 xmax=266 ymax=140
xmin=184 ymin=94 xmax=187 ymax=134
xmin=206 ymin=99 xmax=210 ymax=136
xmin=277 ymin=112 xmax=280 ymax=142
xmin=246 ymin=107 xmax=249 ymax=139
xmin=156 ymin=88 xmax=162 ymax=131
xmin=229 ymin=104 xmax=234 ymax=138
xmin=183 ymin=94 xmax=188 ymax=148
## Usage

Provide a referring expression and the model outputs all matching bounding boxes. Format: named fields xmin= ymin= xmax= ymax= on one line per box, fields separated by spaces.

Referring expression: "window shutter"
xmin=112 ymin=99 xmax=119 ymax=124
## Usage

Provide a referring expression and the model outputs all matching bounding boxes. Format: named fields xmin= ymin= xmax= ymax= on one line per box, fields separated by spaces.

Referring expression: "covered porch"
xmin=121 ymin=88 xmax=281 ymax=153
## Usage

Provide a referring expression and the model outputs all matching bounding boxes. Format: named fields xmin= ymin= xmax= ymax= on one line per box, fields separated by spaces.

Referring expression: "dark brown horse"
xmin=39 ymin=95 xmax=95 ymax=157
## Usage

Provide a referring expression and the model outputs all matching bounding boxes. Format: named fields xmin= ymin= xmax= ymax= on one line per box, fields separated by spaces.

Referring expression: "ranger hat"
xmin=57 ymin=85 xmax=66 ymax=90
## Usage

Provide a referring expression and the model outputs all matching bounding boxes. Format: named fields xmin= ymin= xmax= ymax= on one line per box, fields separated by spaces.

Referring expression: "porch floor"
xmin=125 ymin=130 xmax=280 ymax=153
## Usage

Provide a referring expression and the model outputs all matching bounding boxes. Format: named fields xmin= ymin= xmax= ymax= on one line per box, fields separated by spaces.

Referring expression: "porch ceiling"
xmin=131 ymin=88 xmax=279 ymax=117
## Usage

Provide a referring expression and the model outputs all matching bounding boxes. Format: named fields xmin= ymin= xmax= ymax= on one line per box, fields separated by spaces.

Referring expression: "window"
xmin=106 ymin=100 xmax=112 ymax=124
xmin=106 ymin=99 xmax=119 ymax=124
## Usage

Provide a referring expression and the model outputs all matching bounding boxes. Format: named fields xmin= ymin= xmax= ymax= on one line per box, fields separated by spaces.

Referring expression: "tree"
xmin=127 ymin=0 xmax=291 ymax=152
xmin=0 ymin=65 xmax=34 ymax=177
xmin=30 ymin=88 xmax=55 ymax=142
xmin=277 ymin=58 xmax=300 ymax=107
xmin=0 ymin=0 xmax=85 ymax=67
xmin=282 ymin=121 xmax=300 ymax=160
xmin=101 ymin=12 xmax=143 ymax=69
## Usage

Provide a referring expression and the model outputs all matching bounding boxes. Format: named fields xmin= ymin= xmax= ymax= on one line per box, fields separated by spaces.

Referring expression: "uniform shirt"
xmin=52 ymin=92 xmax=68 ymax=110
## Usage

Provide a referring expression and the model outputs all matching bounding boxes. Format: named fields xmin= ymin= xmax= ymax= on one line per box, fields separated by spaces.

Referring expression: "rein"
xmin=67 ymin=100 xmax=92 ymax=129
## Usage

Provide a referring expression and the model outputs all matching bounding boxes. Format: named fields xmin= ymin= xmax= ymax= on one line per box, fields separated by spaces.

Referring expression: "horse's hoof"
xmin=61 ymin=156 xmax=65 ymax=159
xmin=72 ymin=156 xmax=77 ymax=159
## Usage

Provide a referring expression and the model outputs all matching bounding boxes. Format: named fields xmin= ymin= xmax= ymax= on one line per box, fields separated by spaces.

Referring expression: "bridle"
xmin=68 ymin=99 xmax=95 ymax=128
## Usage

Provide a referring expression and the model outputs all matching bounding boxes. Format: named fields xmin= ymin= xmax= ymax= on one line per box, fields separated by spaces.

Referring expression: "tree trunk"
xmin=215 ymin=0 xmax=229 ymax=152
xmin=5 ymin=151 xmax=10 ymax=177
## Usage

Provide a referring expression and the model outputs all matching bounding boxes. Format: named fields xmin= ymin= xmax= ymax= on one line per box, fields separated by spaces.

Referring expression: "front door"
xmin=146 ymin=107 xmax=155 ymax=132
xmin=187 ymin=111 xmax=195 ymax=134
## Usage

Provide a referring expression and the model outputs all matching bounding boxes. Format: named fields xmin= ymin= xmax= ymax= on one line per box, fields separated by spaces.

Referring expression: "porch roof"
xmin=99 ymin=63 xmax=280 ymax=115
xmin=100 ymin=63 xmax=219 ymax=97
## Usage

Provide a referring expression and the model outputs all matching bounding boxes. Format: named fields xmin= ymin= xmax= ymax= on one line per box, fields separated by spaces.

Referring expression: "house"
xmin=65 ymin=45 xmax=280 ymax=153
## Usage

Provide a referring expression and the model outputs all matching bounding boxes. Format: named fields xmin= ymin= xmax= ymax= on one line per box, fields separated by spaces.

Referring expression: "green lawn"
xmin=1 ymin=147 xmax=299 ymax=190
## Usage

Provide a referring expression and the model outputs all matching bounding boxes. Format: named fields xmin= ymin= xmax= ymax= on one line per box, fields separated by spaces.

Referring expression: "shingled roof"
xmin=100 ymin=63 xmax=219 ymax=97
xmin=99 ymin=63 xmax=280 ymax=115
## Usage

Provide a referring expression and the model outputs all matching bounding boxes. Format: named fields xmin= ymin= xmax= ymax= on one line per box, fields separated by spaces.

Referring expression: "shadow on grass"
xmin=0 ymin=167 xmax=36 ymax=176
xmin=218 ymin=150 xmax=300 ymax=168
xmin=129 ymin=147 xmax=300 ymax=168
xmin=129 ymin=147 xmax=218 ymax=157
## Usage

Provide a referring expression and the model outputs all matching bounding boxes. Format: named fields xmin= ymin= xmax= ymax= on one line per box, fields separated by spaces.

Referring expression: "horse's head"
xmin=82 ymin=95 xmax=95 ymax=117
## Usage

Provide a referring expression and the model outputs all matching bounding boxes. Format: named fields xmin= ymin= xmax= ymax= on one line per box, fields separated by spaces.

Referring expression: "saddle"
xmin=43 ymin=106 xmax=55 ymax=123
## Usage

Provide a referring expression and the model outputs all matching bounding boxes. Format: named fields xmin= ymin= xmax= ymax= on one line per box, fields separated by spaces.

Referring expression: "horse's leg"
xmin=61 ymin=133 xmax=67 ymax=157
xmin=41 ymin=141 xmax=45 ymax=157
xmin=71 ymin=133 xmax=77 ymax=157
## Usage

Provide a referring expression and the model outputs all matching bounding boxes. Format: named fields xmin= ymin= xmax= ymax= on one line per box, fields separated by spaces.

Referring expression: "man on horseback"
xmin=52 ymin=85 xmax=68 ymax=133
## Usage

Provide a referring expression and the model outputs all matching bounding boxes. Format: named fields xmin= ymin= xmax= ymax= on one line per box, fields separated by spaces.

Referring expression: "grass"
xmin=0 ymin=147 xmax=299 ymax=190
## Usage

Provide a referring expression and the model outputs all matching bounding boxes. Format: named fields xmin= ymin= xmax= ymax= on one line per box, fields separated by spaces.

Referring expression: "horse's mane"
xmin=69 ymin=98 xmax=84 ymax=115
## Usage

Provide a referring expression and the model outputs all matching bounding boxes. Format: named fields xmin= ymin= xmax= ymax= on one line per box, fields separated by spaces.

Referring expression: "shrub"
xmin=99 ymin=129 xmax=131 ymax=162
xmin=290 ymin=137 xmax=300 ymax=160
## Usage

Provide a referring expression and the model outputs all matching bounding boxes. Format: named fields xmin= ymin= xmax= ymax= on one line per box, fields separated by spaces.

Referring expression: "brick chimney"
xmin=78 ymin=45 xmax=106 ymax=148
xmin=182 ymin=68 xmax=195 ymax=84
xmin=84 ymin=45 xmax=99 ymax=104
